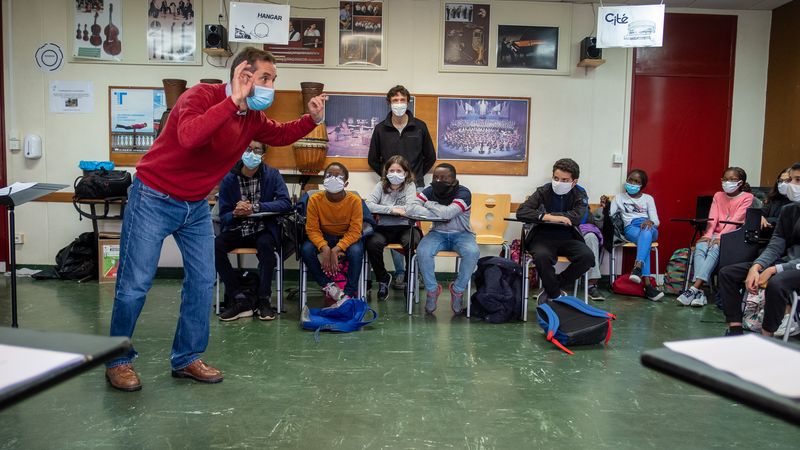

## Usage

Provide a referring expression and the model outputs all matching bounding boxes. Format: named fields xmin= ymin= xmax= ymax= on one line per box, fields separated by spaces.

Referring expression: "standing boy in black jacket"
xmin=516 ymin=158 xmax=595 ymax=304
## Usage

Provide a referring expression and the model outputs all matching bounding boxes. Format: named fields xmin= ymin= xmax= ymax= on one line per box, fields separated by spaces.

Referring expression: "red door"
xmin=628 ymin=13 xmax=737 ymax=272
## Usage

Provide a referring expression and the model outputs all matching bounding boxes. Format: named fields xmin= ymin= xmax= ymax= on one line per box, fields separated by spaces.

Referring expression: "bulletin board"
xmin=110 ymin=88 xmax=530 ymax=176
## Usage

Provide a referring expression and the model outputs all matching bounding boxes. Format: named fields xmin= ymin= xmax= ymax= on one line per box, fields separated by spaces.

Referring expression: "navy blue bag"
xmin=301 ymin=298 xmax=378 ymax=340
xmin=536 ymin=296 xmax=616 ymax=355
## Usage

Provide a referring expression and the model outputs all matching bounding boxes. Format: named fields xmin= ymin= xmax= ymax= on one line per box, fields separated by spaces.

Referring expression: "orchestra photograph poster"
xmin=74 ymin=0 xmax=123 ymax=61
xmin=496 ymin=25 xmax=558 ymax=70
xmin=325 ymin=93 xmax=415 ymax=158
xmin=442 ymin=3 xmax=490 ymax=67
xmin=264 ymin=18 xmax=325 ymax=65
xmin=436 ymin=97 xmax=529 ymax=162
xmin=146 ymin=0 xmax=198 ymax=63
xmin=339 ymin=1 xmax=384 ymax=66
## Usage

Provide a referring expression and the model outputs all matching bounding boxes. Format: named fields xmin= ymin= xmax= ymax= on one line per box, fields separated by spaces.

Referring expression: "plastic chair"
xmin=609 ymin=242 xmax=660 ymax=284
xmin=521 ymin=254 xmax=589 ymax=321
xmin=784 ymin=291 xmax=799 ymax=343
xmin=215 ymin=248 xmax=283 ymax=315
xmin=471 ymin=193 xmax=511 ymax=258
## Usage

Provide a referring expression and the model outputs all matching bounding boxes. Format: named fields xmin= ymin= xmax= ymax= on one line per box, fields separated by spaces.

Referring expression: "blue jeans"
xmin=300 ymin=235 xmax=364 ymax=297
xmin=391 ymin=250 xmax=406 ymax=278
xmin=692 ymin=240 xmax=720 ymax=283
xmin=623 ymin=218 xmax=659 ymax=277
xmin=107 ymin=178 xmax=215 ymax=370
xmin=416 ymin=231 xmax=480 ymax=294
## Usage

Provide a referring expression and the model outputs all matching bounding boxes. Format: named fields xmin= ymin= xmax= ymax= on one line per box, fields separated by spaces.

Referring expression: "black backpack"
xmin=33 ymin=232 xmax=97 ymax=281
xmin=222 ymin=269 xmax=260 ymax=309
xmin=470 ymin=256 xmax=524 ymax=323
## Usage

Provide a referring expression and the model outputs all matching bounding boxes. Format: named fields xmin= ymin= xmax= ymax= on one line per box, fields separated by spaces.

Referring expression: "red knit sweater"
xmin=136 ymin=83 xmax=316 ymax=201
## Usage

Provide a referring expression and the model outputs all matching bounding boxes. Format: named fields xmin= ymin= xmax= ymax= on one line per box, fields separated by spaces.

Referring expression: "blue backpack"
xmin=536 ymin=296 xmax=617 ymax=355
xmin=301 ymin=298 xmax=377 ymax=340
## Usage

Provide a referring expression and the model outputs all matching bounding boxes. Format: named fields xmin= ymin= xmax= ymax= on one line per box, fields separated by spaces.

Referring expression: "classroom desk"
xmin=641 ymin=345 xmax=800 ymax=426
xmin=0 ymin=327 xmax=130 ymax=410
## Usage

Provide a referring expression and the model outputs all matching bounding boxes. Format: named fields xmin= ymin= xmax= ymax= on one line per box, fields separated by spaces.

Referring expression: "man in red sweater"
xmin=105 ymin=47 xmax=326 ymax=392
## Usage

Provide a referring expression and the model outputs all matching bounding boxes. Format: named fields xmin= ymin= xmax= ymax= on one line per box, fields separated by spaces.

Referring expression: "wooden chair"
xmin=471 ymin=193 xmax=512 ymax=258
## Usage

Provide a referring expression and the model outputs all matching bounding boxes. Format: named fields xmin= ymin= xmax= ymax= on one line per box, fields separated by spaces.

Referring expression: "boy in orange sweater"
xmin=301 ymin=162 xmax=364 ymax=301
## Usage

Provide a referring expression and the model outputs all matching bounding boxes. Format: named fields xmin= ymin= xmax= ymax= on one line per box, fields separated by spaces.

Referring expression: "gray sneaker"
xmin=322 ymin=282 xmax=345 ymax=303
xmin=425 ymin=284 xmax=442 ymax=314
xmin=391 ymin=273 xmax=407 ymax=290
xmin=690 ymin=290 xmax=707 ymax=307
xmin=774 ymin=314 xmax=800 ymax=337
xmin=676 ymin=289 xmax=695 ymax=306
xmin=587 ymin=286 xmax=606 ymax=301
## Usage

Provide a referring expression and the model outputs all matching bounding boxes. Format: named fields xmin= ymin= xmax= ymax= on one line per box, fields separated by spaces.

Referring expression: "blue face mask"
xmin=625 ymin=182 xmax=641 ymax=196
xmin=241 ymin=150 xmax=262 ymax=169
xmin=246 ymin=85 xmax=275 ymax=111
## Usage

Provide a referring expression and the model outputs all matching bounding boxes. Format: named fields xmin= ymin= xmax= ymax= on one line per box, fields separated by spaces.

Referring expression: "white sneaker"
xmin=676 ymin=289 xmax=695 ymax=306
xmin=690 ymin=290 xmax=707 ymax=307
xmin=774 ymin=314 xmax=800 ymax=337
xmin=322 ymin=282 xmax=345 ymax=303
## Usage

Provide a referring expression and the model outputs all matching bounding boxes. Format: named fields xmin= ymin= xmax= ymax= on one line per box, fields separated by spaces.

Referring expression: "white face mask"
xmin=323 ymin=175 xmax=345 ymax=194
xmin=387 ymin=172 xmax=405 ymax=185
xmin=391 ymin=103 xmax=407 ymax=117
xmin=787 ymin=183 xmax=800 ymax=202
xmin=551 ymin=180 xmax=573 ymax=196
xmin=777 ymin=182 xmax=789 ymax=196
xmin=722 ymin=180 xmax=742 ymax=194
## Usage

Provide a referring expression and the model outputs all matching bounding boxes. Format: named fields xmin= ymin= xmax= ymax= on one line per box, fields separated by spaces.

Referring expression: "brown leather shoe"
xmin=171 ymin=359 xmax=223 ymax=383
xmin=105 ymin=364 xmax=142 ymax=392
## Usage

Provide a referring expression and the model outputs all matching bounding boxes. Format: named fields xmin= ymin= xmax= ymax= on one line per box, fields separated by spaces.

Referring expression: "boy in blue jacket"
xmin=215 ymin=141 xmax=291 ymax=321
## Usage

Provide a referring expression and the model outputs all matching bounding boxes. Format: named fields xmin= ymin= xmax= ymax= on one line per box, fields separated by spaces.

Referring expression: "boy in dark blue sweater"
xmin=215 ymin=141 xmax=291 ymax=321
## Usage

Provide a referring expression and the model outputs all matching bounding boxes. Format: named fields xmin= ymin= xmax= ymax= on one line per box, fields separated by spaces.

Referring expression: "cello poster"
xmin=73 ymin=0 xmax=123 ymax=61
xmin=147 ymin=0 xmax=197 ymax=62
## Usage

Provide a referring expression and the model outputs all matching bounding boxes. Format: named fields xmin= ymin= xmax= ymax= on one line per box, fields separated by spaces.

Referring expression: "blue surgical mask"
xmin=625 ymin=183 xmax=641 ymax=196
xmin=245 ymin=85 xmax=275 ymax=111
xmin=241 ymin=151 xmax=262 ymax=169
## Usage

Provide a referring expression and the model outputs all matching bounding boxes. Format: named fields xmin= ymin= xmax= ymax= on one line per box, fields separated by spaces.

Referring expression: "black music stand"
xmin=0 ymin=183 xmax=67 ymax=327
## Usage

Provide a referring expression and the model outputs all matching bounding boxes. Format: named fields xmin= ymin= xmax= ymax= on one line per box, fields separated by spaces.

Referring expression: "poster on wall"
xmin=442 ymin=3 xmax=490 ymax=67
xmin=147 ymin=0 xmax=197 ymax=62
xmin=324 ymin=94 xmax=414 ymax=157
xmin=73 ymin=0 xmax=123 ymax=61
xmin=339 ymin=1 xmax=383 ymax=66
xmin=109 ymin=87 xmax=166 ymax=154
xmin=229 ymin=2 xmax=290 ymax=45
xmin=264 ymin=18 xmax=325 ymax=64
xmin=496 ymin=25 xmax=558 ymax=70
xmin=49 ymin=81 xmax=93 ymax=113
xmin=436 ymin=97 xmax=529 ymax=162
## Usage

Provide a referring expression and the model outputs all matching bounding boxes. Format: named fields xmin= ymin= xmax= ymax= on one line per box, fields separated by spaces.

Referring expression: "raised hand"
xmin=307 ymin=94 xmax=328 ymax=123
xmin=230 ymin=60 xmax=254 ymax=111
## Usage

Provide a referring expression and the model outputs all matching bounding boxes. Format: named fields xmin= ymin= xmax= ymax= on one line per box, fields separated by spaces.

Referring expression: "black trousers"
xmin=719 ymin=261 xmax=800 ymax=332
xmin=526 ymin=237 xmax=595 ymax=298
xmin=214 ymin=229 xmax=278 ymax=300
xmin=365 ymin=225 xmax=421 ymax=282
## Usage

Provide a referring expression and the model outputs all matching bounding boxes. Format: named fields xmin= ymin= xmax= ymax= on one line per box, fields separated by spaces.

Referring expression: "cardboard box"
xmin=99 ymin=239 xmax=120 ymax=283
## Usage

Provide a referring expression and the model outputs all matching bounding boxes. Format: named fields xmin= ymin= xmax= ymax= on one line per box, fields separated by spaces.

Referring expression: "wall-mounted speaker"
xmin=580 ymin=37 xmax=602 ymax=60
xmin=204 ymin=24 xmax=227 ymax=49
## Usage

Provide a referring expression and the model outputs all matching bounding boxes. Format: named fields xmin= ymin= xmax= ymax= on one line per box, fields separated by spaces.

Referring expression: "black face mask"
xmin=432 ymin=180 xmax=458 ymax=205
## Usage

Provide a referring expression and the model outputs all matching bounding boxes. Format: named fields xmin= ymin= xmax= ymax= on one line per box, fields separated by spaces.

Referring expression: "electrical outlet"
xmin=14 ymin=233 xmax=24 ymax=244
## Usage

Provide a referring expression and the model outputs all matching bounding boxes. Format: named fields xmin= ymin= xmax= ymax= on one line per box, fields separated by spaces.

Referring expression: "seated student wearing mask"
xmin=215 ymin=141 xmax=291 ymax=321
xmin=300 ymin=162 xmax=364 ymax=303
xmin=412 ymin=163 xmax=479 ymax=314
xmin=722 ymin=162 xmax=800 ymax=337
xmin=516 ymin=158 xmax=595 ymax=304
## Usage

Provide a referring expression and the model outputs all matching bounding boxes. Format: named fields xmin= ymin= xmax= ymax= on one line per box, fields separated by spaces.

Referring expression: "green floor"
xmin=0 ymin=276 xmax=797 ymax=449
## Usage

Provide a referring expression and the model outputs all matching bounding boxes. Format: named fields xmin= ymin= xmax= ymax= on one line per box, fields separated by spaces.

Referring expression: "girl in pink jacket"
xmin=677 ymin=167 xmax=754 ymax=307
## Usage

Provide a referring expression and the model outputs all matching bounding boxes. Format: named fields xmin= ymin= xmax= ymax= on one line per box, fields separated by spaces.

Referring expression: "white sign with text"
xmin=597 ymin=5 xmax=664 ymax=48
xmin=229 ymin=2 xmax=291 ymax=45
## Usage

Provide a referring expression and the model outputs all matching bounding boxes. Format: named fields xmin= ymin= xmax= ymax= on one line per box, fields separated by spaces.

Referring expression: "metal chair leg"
xmin=784 ymin=292 xmax=799 ymax=343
